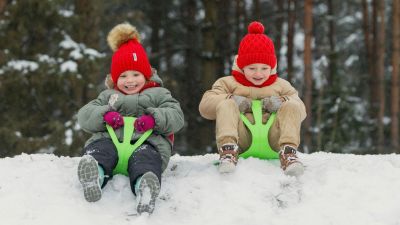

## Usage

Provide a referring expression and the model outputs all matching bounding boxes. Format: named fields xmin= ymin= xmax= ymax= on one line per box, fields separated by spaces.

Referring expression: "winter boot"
xmin=135 ymin=171 xmax=161 ymax=214
xmin=279 ymin=145 xmax=304 ymax=177
xmin=218 ymin=143 xmax=239 ymax=173
xmin=78 ymin=155 xmax=104 ymax=202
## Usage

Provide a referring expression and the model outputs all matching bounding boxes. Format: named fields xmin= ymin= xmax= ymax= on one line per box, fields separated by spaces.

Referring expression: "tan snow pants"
xmin=215 ymin=99 xmax=305 ymax=153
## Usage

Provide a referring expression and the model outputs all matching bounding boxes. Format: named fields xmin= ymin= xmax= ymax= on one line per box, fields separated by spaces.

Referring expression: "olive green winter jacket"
xmin=77 ymin=75 xmax=184 ymax=171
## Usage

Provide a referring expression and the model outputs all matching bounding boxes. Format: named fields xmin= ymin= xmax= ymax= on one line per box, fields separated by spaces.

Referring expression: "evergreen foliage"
xmin=0 ymin=0 xmax=398 ymax=156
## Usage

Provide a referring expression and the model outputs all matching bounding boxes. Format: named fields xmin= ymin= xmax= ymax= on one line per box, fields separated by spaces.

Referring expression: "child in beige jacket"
xmin=199 ymin=21 xmax=306 ymax=176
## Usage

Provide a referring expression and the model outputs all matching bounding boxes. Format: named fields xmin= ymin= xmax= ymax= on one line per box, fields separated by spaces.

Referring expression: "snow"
xmin=70 ymin=49 xmax=83 ymax=60
xmin=37 ymin=54 xmax=57 ymax=64
xmin=294 ymin=32 xmax=304 ymax=51
xmin=58 ymin=9 xmax=74 ymax=18
xmin=1 ymin=152 xmax=400 ymax=225
xmin=64 ymin=129 xmax=73 ymax=145
xmin=344 ymin=33 xmax=358 ymax=45
xmin=313 ymin=55 xmax=329 ymax=89
xmin=345 ymin=55 xmax=359 ymax=67
xmin=59 ymin=35 xmax=79 ymax=50
xmin=60 ymin=60 xmax=78 ymax=73
xmin=5 ymin=60 xmax=39 ymax=73
xmin=59 ymin=34 xmax=105 ymax=60
xmin=337 ymin=15 xmax=357 ymax=25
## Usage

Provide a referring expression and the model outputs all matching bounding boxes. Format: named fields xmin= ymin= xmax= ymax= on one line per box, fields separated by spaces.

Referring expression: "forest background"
xmin=0 ymin=0 xmax=399 ymax=157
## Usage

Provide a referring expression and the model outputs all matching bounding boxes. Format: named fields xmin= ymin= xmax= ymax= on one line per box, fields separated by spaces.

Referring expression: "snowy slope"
xmin=1 ymin=152 xmax=400 ymax=225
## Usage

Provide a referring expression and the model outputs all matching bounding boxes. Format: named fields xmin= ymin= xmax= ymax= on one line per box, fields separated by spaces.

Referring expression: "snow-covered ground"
xmin=1 ymin=152 xmax=400 ymax=225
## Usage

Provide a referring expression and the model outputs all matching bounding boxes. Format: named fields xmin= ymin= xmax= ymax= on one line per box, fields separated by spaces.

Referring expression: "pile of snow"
xmin=1 ymin=152 xmax=400 ymax=225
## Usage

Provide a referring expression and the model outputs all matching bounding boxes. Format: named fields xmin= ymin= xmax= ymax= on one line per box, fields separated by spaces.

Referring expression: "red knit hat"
xmin=236 ymin=21 xmax=277 ymax=69
xmin=107 ymin=23 xmax=152 ymax=85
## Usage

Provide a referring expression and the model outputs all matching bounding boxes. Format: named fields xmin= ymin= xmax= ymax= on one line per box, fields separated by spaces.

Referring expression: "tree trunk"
xmin=327 ymin=0 xmax=337 ymax=85
xmin=216 ymin=0 xmax=232 ymax=76
xmin=149 ymin=0 xmax=163 ymax=70
xmin=0 ymin=0 xmax=7 ymax=64
xmin=201 ymin=0 xmax=218 ymax=92
xmin=362 ymin=0 xmax=373 ymax=76
xmin=73 ymin=0 xmax=100 ymax=49
xmin=235 ymin=0 xmax=247 ymax=47
xmin=0 ymin=0 xmax=6 ymax=16
xmin=317 ymin=0 xmax=336 ymax=151
xmin=275 ymin=0 xmax=285 ymax=69
xmin=316 ymin=84 xmax=324 ymax=151
xmin=391 ymin=0 xmax=400 ymax=152
xmin=375 ymin=0 xmax=386 ymax=153
xmin=73 ymin=0 xmax=102 ymax=106
xmin=368 ymin=0 xmax=381 ymax=152
xmin=253 ymin=0 xmax=261 ymax=21
xmin=286 ymin=0 xmax=296 ymax=83
xmin=303 ymin=0 xmax=313 ymax=153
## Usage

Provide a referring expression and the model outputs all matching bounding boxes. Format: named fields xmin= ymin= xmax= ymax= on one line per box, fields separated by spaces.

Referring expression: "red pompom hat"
xmin=107 ymin=23 xmax=152 ymax=85
xmin=236 ymin=21 xmax=277 ymax=69
xmin=110 ymin=39 xmax=152 ymax=83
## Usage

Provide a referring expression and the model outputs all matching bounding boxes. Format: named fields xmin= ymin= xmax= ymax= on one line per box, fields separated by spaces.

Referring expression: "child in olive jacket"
xmin=199 ymin=21 xmax=306 ymax=176
xmin=77 ymin=23 xmax=184 ymax=214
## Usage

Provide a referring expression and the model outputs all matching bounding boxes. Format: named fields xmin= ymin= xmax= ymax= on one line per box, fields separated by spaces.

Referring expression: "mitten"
xmin=134 ymin=114 xmax=156 ymax=133
xmin=231 ymin=95 xmax=252 ymax=113
xmin=262 ymin=96 xmax=283 ymax=113
xmin=103 ymin=111 xmax=124 ymax=129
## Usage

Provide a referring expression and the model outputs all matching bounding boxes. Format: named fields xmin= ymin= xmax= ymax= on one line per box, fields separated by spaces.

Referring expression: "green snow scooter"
xmin=214 ymin=99 xmax=278 ymax=166
xmin=106 ymin=117 xmax=153 ymax=176
xmin=239 ymin=99 xmax=278 ymax=160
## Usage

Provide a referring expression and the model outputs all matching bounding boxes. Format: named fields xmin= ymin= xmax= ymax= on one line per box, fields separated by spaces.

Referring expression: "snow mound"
xmin=1 ymin=152 xmax=400 ymax=225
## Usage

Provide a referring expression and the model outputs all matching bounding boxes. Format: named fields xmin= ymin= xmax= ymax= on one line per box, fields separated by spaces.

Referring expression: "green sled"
xmin=239 ymin=100 xmax=278 ymax=160
xmin=106 ymin=116 xmax=152 ymax=176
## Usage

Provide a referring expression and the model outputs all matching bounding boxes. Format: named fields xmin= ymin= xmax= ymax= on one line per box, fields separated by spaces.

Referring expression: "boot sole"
xmin=78 ymin=155 xmax=102 ymax=202
xmin=136 ymin=172 xmax=160 ymax=214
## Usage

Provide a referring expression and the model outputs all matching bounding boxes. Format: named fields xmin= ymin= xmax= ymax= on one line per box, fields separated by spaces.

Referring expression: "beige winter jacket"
xmin=199 ymin=76 xmax=306 ymax=120
xmin=199 ymin=63 xmax=307 ymax=151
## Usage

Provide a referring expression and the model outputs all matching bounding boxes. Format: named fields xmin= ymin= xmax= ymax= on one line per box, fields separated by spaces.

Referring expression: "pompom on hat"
xmin=236 ymin=21 xmax=277 ymax=70
xmin=107 ymin=23 xmax=152 ymax=85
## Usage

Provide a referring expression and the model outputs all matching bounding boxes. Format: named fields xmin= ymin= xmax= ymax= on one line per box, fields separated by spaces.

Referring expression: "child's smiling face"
xmin=117 ymin=70 xmax=146 ymax=95
xmin=242 ymin=63 xmax=272 ymax=86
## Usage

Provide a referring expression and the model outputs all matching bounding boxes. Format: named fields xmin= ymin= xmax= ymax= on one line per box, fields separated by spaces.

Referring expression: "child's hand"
xmin=103 ymin=111 xmax=124 ymax=129
xmin=134 ymin=114 xmax=155 ymax=133
xmin=262 ymin=96 xmax=284 ymax=112
xmin=231 ymin=95 xmax=252 ymax=113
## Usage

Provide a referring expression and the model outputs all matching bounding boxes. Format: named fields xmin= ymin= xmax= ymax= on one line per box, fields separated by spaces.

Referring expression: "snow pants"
xmin=82 ymin=138 xmax=162 ymax=195
xmin=215 ymin=99 xmax=305 ymax=152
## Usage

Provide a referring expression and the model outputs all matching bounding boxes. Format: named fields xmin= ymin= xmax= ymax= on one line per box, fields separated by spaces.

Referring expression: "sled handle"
xmin=106 ymin=117 xmax=152 ymax=175
xmin=239 ymin=100 xmax=278 ymax=160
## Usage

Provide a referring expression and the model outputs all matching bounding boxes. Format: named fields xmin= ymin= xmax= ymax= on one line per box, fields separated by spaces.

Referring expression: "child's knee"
xmin=279 ymin=101 xmax=306 ymax=120
xmin=216 ymin=98 xmax=237 ymax=113
xmin=279 ymin=101 xmax=302 ymax=113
